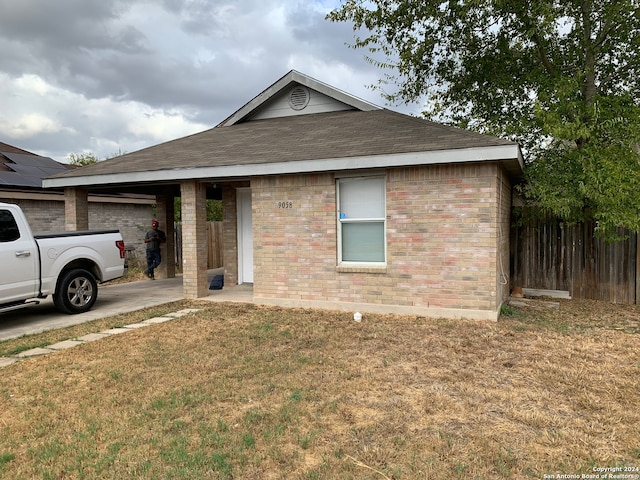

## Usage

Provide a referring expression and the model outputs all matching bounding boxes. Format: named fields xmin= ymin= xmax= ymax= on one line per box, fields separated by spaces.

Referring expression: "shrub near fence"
xmin=174 ymin=222 xmax=223 ymax=269
xmin=511 ymin=215 xmax=638 ymax=304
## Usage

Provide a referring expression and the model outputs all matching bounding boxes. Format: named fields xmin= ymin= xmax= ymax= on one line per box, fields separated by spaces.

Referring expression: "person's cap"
xmin=151 ymin=219 xmax=159 ymax=226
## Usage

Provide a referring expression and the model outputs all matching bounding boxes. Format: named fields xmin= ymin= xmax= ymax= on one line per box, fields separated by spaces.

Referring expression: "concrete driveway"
xmin=0 ymin=272 xmax=253 ymax=341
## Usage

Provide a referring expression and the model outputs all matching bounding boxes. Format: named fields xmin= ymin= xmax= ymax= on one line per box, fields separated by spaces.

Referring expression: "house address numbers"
xmin=277 ymin=201 xmax=293 ymax=209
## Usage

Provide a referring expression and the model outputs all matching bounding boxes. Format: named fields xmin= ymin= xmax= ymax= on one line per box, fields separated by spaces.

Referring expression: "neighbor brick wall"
xmin=88 ymin=202 xmax=155 ymax=262
xmin=0 ymin=196 xmax=153 ymax=261
xmin=251 ymin=162 xmax=508 ymax=315
xmin=0 ymin=199 xmax=66 ymax=232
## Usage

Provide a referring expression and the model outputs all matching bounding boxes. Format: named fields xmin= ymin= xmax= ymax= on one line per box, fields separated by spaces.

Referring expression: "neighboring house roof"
xmin=0 ymin=148 xmax=71 ymax=188
xmin=44 ymin=70 xmax=524 ymax=190
xmin=0 ymin=142 xmax=154 ymax=202
xmin=0 ymin=142 xmax=36 ymax=155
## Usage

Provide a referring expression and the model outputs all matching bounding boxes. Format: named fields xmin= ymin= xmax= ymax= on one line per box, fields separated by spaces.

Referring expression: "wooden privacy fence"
xmin=511 ymin=216 xmax=639 ymax=304
xmin=174 ymin=221 xmax=223 ymax=269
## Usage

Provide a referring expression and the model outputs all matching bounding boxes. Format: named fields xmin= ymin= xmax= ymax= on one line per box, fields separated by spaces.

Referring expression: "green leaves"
xmin=329 ymin=0 xmax=640 ymax=238
xmin=67 ymin=152 xmax=100 ymax=166
xmin=523 ymin=96 xmax=640 ymax=240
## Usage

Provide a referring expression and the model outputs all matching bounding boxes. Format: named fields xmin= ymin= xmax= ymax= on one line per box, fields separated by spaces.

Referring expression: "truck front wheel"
xmin=54 ymin=269 xmax=98 ymax=314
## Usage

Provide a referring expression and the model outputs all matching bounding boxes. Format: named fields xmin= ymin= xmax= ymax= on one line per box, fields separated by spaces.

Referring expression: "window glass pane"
xmin=0 ymin=210 xmax=20 ymax=243
xmin=339 ymin=177 xmax=385 ymax=218
xmin=342 ymin=222 xmax=385 ymax=262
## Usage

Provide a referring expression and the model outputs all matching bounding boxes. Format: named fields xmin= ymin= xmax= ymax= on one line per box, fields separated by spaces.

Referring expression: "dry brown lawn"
xmin=0 ymin=298 xmax=638 ymax=479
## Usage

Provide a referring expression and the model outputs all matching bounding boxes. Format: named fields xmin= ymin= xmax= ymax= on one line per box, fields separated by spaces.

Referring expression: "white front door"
xmin=237 ymin=188 xmax=253 ymax=284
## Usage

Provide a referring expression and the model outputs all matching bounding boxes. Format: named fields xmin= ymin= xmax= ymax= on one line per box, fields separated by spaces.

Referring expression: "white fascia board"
xmin=43 ymin=144 xmax=523 ymax=189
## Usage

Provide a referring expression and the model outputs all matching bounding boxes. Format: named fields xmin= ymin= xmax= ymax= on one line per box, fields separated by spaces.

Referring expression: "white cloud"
xmin=14 ymin=74 xmax=54 ymax=95
xmin=0 ymin=112 xmax=75 ymax=139
xmin=0 ymin=71 xmax=208 ymax=159
xmin=0 ymin=74 xmax=77 ymax=138
xmin=127 ymin=108 xmax=208 ymax=141
xmin=0 ymin=0 xmax=423 ymax=162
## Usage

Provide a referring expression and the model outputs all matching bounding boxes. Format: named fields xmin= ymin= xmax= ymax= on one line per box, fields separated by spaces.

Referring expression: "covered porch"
xmin=61 ymin=177 xmax=251 ymax=300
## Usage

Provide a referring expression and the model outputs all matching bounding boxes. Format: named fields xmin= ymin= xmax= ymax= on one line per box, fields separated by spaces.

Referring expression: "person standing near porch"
xmin=144 ymin=219 xmax=166 ymax=280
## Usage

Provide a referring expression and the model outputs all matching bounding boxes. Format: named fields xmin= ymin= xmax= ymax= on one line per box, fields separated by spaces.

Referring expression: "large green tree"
xmin=329 ymin=0 xmax=640 ymax=239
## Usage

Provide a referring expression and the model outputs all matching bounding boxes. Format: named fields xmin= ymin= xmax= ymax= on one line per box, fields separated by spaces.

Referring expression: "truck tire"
xmin=53 ymin=269 xmax=98 ymax=314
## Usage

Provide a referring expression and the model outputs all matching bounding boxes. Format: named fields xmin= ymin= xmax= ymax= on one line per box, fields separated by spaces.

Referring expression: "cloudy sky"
xmin=0 ymin=0 xmax=422 ymax=163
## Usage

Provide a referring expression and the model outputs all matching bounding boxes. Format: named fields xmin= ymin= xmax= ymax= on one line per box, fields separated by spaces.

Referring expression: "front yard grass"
xmin=0 ymin=299 xmax=638 ymax=479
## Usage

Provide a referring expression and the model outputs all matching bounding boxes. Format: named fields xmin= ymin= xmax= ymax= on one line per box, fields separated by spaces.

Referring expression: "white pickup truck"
xmin=0 ymin=202 xmax=126 ymax=314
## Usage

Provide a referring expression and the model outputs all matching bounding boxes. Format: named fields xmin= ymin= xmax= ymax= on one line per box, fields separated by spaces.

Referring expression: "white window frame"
xmin=336 ymin=175 xmax=387 ymax=265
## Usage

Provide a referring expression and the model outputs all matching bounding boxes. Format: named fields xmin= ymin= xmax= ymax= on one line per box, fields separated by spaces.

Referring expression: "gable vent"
xmin=288 ymin=86 xmax=310 ymax=111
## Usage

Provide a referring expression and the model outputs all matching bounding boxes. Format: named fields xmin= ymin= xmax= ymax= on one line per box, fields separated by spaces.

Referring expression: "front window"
xmin=337 ymin=176 xmax=386 ymax=263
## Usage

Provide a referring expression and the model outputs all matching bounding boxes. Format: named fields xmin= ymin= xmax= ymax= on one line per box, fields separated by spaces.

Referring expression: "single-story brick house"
xmin=45 ymin=70 xmax=523 ymax=320
xmin=0 ymin=142 xmax=154 ymax=258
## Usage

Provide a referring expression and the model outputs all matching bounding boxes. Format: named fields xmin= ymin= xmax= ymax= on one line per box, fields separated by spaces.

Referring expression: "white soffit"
xmin=43 ymin=144 xmax=523 ymax=189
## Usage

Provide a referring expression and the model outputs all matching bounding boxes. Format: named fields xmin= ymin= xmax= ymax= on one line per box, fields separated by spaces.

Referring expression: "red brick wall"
xmin=252 ymin=173 xmax=337 ymax=301
xmin=247 ymin=162 xmax=511 ymax=318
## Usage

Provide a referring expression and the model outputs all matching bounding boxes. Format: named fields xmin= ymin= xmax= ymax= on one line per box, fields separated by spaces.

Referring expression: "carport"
xmin=49 ymin=179 xmax=246 ymax=300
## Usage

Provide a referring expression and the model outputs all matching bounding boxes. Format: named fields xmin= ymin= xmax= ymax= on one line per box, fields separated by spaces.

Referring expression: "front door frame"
xmin=236 ymin=187 xmax=253 ymax=284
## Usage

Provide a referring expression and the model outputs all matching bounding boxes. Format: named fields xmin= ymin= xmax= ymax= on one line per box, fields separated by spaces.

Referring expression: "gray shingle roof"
xmin=50 ymin=109 xmax=518 ymax=180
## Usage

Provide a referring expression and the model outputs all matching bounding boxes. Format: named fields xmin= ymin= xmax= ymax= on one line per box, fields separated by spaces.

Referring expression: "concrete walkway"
xmin=0 ymin=271 xmax=253 ymax=342
xmin=0 ymin=308 xmax=204 ymax=369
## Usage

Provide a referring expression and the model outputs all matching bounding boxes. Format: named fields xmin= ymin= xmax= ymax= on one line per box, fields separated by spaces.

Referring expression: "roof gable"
xmin=218 ymin=70 xmax=380 ymax=127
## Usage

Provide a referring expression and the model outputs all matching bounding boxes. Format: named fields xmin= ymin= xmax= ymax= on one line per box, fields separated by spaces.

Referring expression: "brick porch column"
xmin=64 ymin=187 xmax=89 ymax=231
xmin=154 ymin=193 xmax=175 ymax=279
xmin=180 ymin=180 xmax=208 ymax=298
xmin=222 ymin=184 xmax=239 ymax=286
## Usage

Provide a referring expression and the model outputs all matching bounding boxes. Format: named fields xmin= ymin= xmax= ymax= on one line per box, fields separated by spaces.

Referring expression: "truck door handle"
xmin=15 ymin=250 xmax=31 ymax=257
